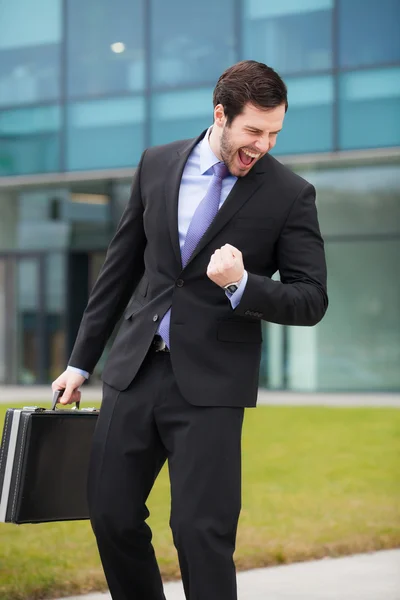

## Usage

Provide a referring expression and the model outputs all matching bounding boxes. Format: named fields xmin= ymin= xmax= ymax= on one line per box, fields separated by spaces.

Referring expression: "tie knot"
xmin=212 ymin=162 xmax=229 ymax=180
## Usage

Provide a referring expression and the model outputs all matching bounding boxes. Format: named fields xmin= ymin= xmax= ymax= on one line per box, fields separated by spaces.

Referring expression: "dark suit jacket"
xmin=69 ymin=131 xmax=328 ymax=407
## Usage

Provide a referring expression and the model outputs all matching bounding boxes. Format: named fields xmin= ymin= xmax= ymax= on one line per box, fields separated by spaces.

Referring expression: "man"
xmin=53 ymin=60 xmax=328 ymax=600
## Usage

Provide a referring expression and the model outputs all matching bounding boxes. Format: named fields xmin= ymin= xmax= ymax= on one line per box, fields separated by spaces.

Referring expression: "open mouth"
xmin=238 ymin=148 xmax=260 ymax=169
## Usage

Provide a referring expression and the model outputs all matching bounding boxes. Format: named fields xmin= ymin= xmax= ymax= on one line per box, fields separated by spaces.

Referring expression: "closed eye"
xmin=245 ymin=128 xmax=263 ymax=135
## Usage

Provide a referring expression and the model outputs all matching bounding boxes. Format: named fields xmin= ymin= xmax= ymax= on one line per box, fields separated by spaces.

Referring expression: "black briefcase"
xmin=0 ymin=391 xmax=99 ymax=524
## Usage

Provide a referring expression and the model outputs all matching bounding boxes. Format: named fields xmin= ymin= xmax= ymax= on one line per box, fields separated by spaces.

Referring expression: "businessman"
xmin=53 ymin=60 xmax=328 ymax=600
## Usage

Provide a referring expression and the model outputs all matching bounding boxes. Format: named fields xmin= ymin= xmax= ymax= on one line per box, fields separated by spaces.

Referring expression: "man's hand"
xmin=52 ymin=370 xmax=85 ymax=405
xmin=207 ymin=244 xmax=244 ymax=288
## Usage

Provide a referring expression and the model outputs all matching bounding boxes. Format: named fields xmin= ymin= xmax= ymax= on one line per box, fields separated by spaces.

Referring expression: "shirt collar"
xmin=199 ymin=126 xmax=222 ymax=175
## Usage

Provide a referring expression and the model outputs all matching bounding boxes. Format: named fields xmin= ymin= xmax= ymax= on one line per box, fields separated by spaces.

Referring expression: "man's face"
xmin=217 ymin=102 xmax=286 ymax=177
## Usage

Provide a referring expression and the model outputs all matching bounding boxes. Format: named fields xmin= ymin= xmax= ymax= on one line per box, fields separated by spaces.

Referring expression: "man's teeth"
xmin=241 ymin=149 xmax=260 ymax=159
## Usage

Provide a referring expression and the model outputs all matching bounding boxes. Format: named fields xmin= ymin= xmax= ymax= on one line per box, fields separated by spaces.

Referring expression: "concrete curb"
xmin=54 ymin=549 xmax=400 ymax=599
xmin=1 ymin=386 xmax=400 ymax=407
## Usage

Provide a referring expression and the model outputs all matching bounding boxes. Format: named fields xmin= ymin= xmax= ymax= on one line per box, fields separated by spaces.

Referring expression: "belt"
xmin=151 ymin=335 xmax=170 ymax=353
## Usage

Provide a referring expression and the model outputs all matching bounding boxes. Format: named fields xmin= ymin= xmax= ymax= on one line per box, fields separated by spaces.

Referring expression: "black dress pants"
xmin=88 ymin=346 xmax=244 ymax=600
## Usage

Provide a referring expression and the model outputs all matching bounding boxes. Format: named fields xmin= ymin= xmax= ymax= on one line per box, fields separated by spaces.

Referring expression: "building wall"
xmin=284 ymin=160 xmax=400 ymax=391
xmin=0 ymin=0 xmax=399 ymax=174
xmin=0 ymin=0 xmax=399 ymax=390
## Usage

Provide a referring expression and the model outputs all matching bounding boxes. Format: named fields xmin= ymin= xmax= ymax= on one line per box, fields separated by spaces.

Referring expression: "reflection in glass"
xmin=339 ymin=0 xmax=400 ymax=68
xmin=287 ymin=161 xmax=400 ymax=392
xmin=67 ymin=0 xmax=145 ymax=98
xmin=339 ymin=68 xmax=400 ymax=150
xmin=67 ymin=97 xmax=145 ymax=170
xmin=151 ymin=88 xmax=213 ymax=146
xmin=0 ymin=261 xmax=6 ymax=383
xmin=317 ymin=240 xmax=400 ymax=391
xmin=0 ymin=105 xmax=61 ymax=175
xmin=46 ymin=253 xmax=66 ymax=382
xmin=299 ymin=164 xmax=400 ymax=237
xmin=273 ymin=75 xmax=333 ymax=154
xmin=262 ymin=162 xmax=400 ymax=392
xmin=151 ymin=0 xmax=235 ymax=88
xmin=0 ymin=0 xmax=61 ymax=106
xmin=17 ymin=258 xmax=40 ymax=384
xmin=243 ymin=0 xmax=333 ymax=74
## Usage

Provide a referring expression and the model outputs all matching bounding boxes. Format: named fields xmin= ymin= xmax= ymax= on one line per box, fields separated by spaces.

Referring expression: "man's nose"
xmin=255 ymin=139 xmax=270 ymax=154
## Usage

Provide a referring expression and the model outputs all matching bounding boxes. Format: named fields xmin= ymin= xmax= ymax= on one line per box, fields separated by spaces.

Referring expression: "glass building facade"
xmin=0 ymin=0 xmax=399 ymax=390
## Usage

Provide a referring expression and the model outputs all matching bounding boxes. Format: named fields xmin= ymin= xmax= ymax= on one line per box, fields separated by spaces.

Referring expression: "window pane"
xmin=151 ymin=89 xmax=213 ymax=146
xmin=0 ymin=0 xmax=61 ymax=106
xmin=17 ymin=188 xmax=69 ymax=252
xmin=339 ymin=68 xmax=400 ymax=150
xmin=151 ymin=0 xmax=235 ymax=88
xmin=17 ymin=258 xmax=40 ymax=383
xmin=299 ymin=164 xmax=400 ymax=237
xmin=339 ymin=0 xmax=400 ymax=68
xmin=273 ymin=75 xmax=333 ymax=155
xmin=317 ymin=239 xmax=400 ymax=391
xmin=0 ymin=261 xmax=7 ymax=382
xmin=67 ymin=0 xmax=145 ymax=98
xmin=287 ymin=161 xmax=400 ymax=392
xmin=67 ymin=97 xmax=145 ymax=170
xmin=243 ymin=0 xmax=333 ymax=74
xmin=46 ymin=252 xmax=66 ymax=382
xmin=0 ymin=106 xmax=61 ymax=175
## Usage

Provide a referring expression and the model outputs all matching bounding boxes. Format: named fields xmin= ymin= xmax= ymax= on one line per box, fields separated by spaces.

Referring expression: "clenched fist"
xmin=207 ymin=244 xmax=244 ymax=288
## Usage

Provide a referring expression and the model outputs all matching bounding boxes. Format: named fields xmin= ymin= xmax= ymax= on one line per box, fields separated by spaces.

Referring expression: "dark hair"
xmin=213 ymin=60 xmax=288 ymax=125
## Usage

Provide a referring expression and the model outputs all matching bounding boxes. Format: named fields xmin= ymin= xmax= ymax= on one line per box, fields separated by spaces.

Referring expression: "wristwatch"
xmin=223 ymin=280 xmax=242 ymax=294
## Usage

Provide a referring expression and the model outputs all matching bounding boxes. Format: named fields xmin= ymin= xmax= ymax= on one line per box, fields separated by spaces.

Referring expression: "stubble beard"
xmin=219 ymin=125 xmax=238 ymax=177
xmin=219 ymin=125 xmax=260 ymax=178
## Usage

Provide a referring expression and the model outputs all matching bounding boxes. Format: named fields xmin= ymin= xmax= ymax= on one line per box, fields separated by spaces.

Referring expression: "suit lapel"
xmin=185 ymin=168 xmax=265 ymax=268
xmin=164 ymin=132 xmax=268 ymax=271
xmin=164 ymin=132 xmax=207 ymax=268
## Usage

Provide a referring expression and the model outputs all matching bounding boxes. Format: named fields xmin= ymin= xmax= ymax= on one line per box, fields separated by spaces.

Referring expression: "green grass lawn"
xmin=0 ymin=402 xmax=399 ymax=600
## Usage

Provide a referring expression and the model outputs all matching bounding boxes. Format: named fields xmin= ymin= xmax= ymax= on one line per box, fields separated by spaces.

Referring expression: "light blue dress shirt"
xmin=68 ymin=128 xmax=248 ymax=379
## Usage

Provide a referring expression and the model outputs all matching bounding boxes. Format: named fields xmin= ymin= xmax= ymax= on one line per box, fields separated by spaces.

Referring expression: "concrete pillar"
xmin=0 ymin=189 xmax=18 ymax=250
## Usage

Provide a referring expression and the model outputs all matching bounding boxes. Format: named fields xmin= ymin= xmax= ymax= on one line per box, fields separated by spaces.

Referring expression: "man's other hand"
xmin=207 ymin=243 xmax=244 ymax=288
xmin=52 ymin=370 xmax=85 ymax=405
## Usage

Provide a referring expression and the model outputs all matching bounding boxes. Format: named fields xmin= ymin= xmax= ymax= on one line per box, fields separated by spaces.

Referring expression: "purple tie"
xmin=158 ymin=162 xmax=229 ymax=349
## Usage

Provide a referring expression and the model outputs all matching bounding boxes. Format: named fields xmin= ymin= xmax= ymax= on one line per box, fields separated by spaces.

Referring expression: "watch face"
xmin=226 ymin=284 xmax=239 ymax=293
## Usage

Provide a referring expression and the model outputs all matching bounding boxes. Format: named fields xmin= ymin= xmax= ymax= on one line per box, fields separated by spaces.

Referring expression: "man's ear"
xmin=214 ymin=104 xmax=226 ymax=128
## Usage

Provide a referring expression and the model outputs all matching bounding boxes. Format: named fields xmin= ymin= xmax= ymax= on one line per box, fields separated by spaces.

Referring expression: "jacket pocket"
xmin=124 ymin=275 xmax=148 ymax=319
xmin=123 ymin=299 xmax=144 ymax=320
xmin=217 ymin=320 xmax=262 ymax=343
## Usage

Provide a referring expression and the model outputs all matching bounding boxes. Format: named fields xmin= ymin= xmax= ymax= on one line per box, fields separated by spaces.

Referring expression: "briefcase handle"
xmin=52 ymin=390 xmax=80 ymax=411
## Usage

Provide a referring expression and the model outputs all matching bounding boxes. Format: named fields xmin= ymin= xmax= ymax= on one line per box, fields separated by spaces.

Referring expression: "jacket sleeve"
xmin=68 ymin=151 xmax=147 ymax=373
xmin=234 ymin=183 xmax=328 ymax=326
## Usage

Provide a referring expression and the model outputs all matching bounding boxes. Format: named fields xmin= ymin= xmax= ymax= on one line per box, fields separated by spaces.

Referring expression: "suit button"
xmin=176 ymin=279 xmax=184 ymax=287
xmin=245 ymin=310 xmax=251 ymax=316
xmin=152 ymin=314 xmax=159 ymax=322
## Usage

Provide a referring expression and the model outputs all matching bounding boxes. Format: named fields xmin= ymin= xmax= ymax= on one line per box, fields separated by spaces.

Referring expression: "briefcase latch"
xmin=22 ymin=406 xmax=46 ymax=412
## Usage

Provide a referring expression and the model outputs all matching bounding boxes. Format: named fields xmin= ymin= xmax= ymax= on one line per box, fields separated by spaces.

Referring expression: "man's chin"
xmin=229 ymin=163 xmax=253 ymax=178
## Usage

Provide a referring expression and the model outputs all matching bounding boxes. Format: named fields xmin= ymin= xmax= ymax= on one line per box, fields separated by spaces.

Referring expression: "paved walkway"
xmin=1 ymin=386 xmax=400 ymax=407
xmin=55 ymin=549 xmax=400 ymax=600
